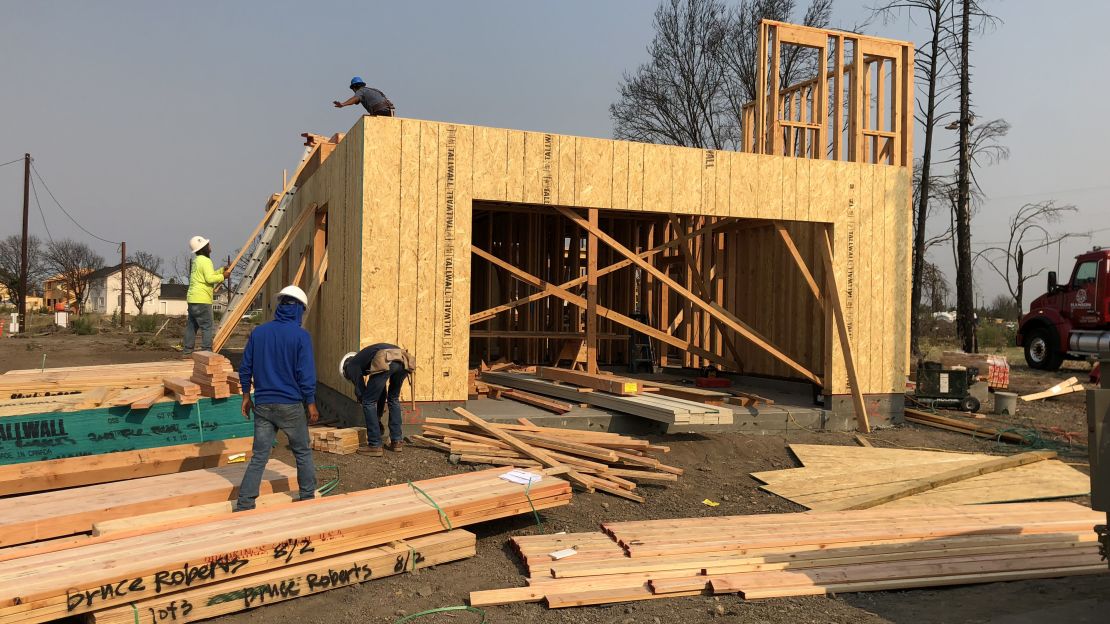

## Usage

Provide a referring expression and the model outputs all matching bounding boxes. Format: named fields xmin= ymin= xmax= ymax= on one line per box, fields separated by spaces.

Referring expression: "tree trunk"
xmin=1015 ymin=246 xmax=1024 ymax=321
xmin=910 ymin=5 xmax=944 ymax=357
xmin=955 ymin=0 xmax=975 ymax=352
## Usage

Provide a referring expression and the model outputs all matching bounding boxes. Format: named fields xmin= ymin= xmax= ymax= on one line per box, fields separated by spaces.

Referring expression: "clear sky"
xmin=1 ymin=1 xmax=1106 ymax=305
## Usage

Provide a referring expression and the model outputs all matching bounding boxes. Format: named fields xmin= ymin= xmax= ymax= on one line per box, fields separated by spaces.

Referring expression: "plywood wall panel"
xmin=557 ymin=135 xmax=576 ymax=206
xmin=505 ymin=130 xmax=525 ymax=204
xmin=611 ymin=140 xmax=630 ymax=211
xmin=360 ymin=119 xmax=402 ymax=349
xmin=472 ymin=126 xmax=507 ymax=203
xmin=397 ymin=121 xmax=422 ymax=360
xmin=574 ymin=136 xmax=613 ymax=209
xmin=415 ymin=122 xmax=441 ymax=400
xmin=671 ymin=147 xmax=703 ymax=215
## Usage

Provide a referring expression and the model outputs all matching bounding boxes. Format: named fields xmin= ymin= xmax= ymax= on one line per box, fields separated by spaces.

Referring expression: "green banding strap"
xmin=130 ymin=602 xmax=139 ymax=624
xmin=405 ymin=541 xmax=418 ymax=572
xmin=196 ymin=400 xmax=204 ymax=443
xmin=317 ymin=464 xmax=341 ymax=495
xmin=523 ymin=478 xmax=544 ymax=533
xmin=408 ymin=481 xmax=453 ymax=530
xmin=393 ymin=606 xmax=486 ymax=624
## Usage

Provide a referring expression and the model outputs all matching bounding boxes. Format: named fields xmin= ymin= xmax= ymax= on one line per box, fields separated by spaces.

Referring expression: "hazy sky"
xmin=2 ymin=1 xmax=1106 ymax=305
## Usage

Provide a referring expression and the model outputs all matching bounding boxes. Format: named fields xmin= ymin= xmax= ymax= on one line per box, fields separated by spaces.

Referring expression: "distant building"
xmin=43 ymin=275 xmax=76 ymax=311
xmin=158 ymin=283 xmax=188 ymax=316
xmin=85 ymin=264 xmax=162 ymax=315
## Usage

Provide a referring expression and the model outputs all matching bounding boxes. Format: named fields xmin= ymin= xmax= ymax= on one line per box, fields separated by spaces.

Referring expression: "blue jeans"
xmin=183 ymin=303 xmax=214 ymax=354
xmin=361 ymin=361 xmax=407 ymax=447
xmin=236 ymin=403 xmax=317 ymax=511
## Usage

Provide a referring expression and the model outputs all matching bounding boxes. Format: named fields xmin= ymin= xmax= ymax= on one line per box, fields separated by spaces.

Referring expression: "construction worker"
xmin=183 ymin=235 xmax=230 ymax=355
xmin=340 ymin=344 xmax=416 ymax=456
xmin=332 ymin=76 xmax=395 ymax=116
xmin=235 ymin=285 xmax=318 ymax=511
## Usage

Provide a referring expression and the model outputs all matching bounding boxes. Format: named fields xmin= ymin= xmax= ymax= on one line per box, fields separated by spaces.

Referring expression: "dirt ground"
xmin=2 ymin=330 xmax=1107 ymax=624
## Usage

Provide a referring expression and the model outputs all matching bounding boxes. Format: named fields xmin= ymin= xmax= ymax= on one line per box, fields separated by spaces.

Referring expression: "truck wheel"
xmin=960 ymin=396 xmax=981 ymax=413
xmin=1024 ymin=328 xmax=1063 ymax=371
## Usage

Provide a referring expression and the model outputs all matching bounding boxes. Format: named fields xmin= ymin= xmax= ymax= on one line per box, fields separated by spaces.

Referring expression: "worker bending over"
xmin=235 ymin=285 xmax=319 ymax=511
xmin=183 ymin=235 xmax=230 ymax=355
xmin=333 ymin=76 xmax=395 ymax=116
xmin=340 ymin=344 xmax=415 ymax=456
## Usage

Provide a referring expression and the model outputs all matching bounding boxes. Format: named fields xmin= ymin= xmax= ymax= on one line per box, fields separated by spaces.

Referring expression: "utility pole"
xmin=19 ymin=154 xmax=30 ymax=334
xmin=119 ymin=241 xmax=127 ymax=327
xmin=955 ymin=0 xmax=975 ymax=353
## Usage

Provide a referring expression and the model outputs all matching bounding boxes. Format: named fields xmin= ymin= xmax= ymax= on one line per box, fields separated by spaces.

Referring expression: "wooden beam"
xmin=773 ymin=221 xmax=823 ymax=305
xmin=300 ymin=249 xmax=329 ymax=326
xmin=819 ymin=228 xmax=870 ymax=432
xmin=586 ymin=209 xmax=599 ymax=373
xmin=537 ymin=367 xmax=641 ymax=396
xmin=557 ymin=207 xmax=821 ymax=386
xmin=213 ymin=203 xmax=315 ymax=352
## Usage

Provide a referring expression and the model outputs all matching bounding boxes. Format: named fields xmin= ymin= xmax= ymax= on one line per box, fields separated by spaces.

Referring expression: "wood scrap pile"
xmin=412 ymin=408 xmax=681 ymax=502
xmin=309 ymin=425 xmax=368 ymax=454
xmin=189 ymin=350 xmax=238 ymax=397
xmin=750 ymin=444 xmax=1089 ymax=510
xmin=940 ymin=351 xmax=1010 ymax=389
xmin=481 ymin=370 xmax=733 ymax=426
xmin=0 ymin=467 xmax=571 ymax=624
xmin=470 ymin=502 xmax=1106 ymax=608
xmin=1020 ymin=376 xmax=1085 ymax=402
xmin=905 ymin=407 xmax=1030 ymax=443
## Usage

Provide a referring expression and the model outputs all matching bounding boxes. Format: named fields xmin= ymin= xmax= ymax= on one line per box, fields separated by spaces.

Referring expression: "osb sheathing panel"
xmin=259 ymin=121 xmax=364 ymax=398
xmin=283 ymin=116 xmax=910 ymax=402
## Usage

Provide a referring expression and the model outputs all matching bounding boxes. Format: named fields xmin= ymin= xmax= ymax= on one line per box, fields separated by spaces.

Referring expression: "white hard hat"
xmin=189 ymin=236 xmax=210 ymax=253
xmin=339 ymin=351 xmax=358 ymax=377
xmin=276 ymin=285 xmax=309 ymax=307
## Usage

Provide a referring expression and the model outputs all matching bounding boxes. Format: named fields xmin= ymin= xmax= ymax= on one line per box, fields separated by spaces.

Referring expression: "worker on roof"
xmin=235 ymin=285 xmax=319 ymax=512
xmin=183 ymin=235 xmax=230 ymax=356
xmin=333 ymin=76 xmax=395 ymax=116
xmin=340 ymin=344 xmax=416 ymax=456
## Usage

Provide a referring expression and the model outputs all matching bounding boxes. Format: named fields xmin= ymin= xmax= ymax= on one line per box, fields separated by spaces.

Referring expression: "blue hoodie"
xmin=239 ymin=303 xmax=316 ymax=406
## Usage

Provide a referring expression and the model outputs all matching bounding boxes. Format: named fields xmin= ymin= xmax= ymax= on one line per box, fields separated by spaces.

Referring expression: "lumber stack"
xmin=189 ymin=351 xmax=237 ymax=398
xmin=481 ymin=371 xmax=732 ymax=425
xmin=413 ymin=410 xmax=681 ymax=502
xmin=750 ymin=444 xmax=1090 ymax=510
xmin=163 ymin=377 xmax=200 ymax=403
xmin=0 ymin=468 xmax=571 ymax=623
xmin=0 ymin=438 xmax=252 ymax=496
xmin=940 ymin=351 xmax=1010 ymax=389
xmin=0 ymin=460 xmax=298 ymax=547
xmin=1020 ymin=376 xmax=1085 ymax=402
xmin=310 ymin=426 xmax=368 ymax=454
xmin=470 ymin=502 xmax=1107 ymax=608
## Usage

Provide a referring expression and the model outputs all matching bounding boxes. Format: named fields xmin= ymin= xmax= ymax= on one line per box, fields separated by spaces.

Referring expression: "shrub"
xmin=977 ymin=323 xmax=1016 ymax=351
xmin=72 ymin=316 xmax=97 ymax=336
xmin=133 ymin=314 xmax=160 ymax=333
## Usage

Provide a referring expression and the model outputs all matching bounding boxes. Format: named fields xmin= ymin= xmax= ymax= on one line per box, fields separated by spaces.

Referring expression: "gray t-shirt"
xmin=355 ymin=86 xmax=391 ymax=114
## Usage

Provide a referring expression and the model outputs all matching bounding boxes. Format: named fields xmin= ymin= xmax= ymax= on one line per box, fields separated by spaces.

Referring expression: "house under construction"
xmin=236 ymin=21 xmax=914 ymax=429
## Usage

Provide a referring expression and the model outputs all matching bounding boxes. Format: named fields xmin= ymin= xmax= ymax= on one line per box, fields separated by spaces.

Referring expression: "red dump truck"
xmin=1018 ymin=247 xmax=1110 ymax=371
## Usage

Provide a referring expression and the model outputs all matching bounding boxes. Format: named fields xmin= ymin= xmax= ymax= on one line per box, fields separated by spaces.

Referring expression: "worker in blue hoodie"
xmin=235 ymin=285 xmax=318 ymax=512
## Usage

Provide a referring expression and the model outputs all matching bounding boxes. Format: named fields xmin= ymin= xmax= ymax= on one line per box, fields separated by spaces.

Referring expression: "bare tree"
xmin=973 ymin=201 xmax=1079 ymax=319
xmin=921 ymin=261 xmax=950 ymax=312
xmin=0 ymin=235 xmax=50 ymax=311
xmin=168 ymin=251 xmax=194 ymax=285
xmin=45 ymin=239 xmax=104 ymax=312
xmin=611 ymin=0 xmax=833 ymax=150
xmin=125 ymin=251 xmax=163 ymax=315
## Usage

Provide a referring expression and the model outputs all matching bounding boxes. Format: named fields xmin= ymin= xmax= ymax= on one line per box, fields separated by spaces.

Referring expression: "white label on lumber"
xmin=500 ymin=469 xmax=543 ymax=485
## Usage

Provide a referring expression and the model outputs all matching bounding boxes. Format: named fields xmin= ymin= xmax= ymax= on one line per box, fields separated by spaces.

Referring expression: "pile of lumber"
xmin=905 ymin=407 xmax=1029 ymax=443
xmin=940 ymin=351 xmax=1010 ymax=389
xmin=310 ymin=426 xmax=367 ymax=454
xmin=189 ymin=351 xmax=237 ymax=398
xmin=750 ymin=444 xmax=1090 ymax=510
xmin=481 ymin=371 xmax=732 ymax=426
xmin=0 ymin=438 xmax=252 ymax=496
xmin=0 ymin=467 xmax=571 ymax=623
xmin=0 ymin=460 xmax=297 ymax=548
xmin=1020 ymin=376 xmax=1085 ymax=402
xmin=412 ymin=408 xmax=681 ymax=503
xmin=470 ymin=502 xmax=1106 ymax=608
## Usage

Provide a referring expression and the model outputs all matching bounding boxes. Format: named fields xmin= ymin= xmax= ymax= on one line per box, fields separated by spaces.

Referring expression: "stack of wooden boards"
xmin=481 ymin=369 xmax=733 ymax=426
xmin=941 ymin=351 xmax=1010 ymax=389
xmin=0 ymin=468 xmax=572 ymax=624
xmin=310 ymin=426 xmax=368 ymax=454
xmin=0 ymin=352 xmax=242 ymax=415
xmin=413 ymin=409 xmax=681 ymax=503
xmin=0 ymin=438 xmax=254 ymax=496
xmin=470 ymin=502 xmax=1106 ymax=608
xmin=751 ymin=444 xmax=1090 ymax=510
xmin=1020 ymin=376 xmax=1085 ymax=402
xmin=0 ymin=459 xmax=298 ymax=548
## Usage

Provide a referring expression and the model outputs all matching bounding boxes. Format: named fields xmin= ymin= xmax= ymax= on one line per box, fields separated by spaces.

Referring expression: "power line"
xmin=983 ymin=184 xmax=1110 ymax=202
xmin=0 ymin=157 xmax=24 ymax=169
xmin=28 ymin=176 xmax=55 ymax=245
xmin=29 ymin=161 xmax=119 ymax=246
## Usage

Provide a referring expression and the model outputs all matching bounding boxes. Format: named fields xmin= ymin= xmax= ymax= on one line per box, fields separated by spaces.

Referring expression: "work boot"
xmin=388 ymin=440 xmax=404 ymax=453
xmin=357 ymin=445 xmax=384 ymax=457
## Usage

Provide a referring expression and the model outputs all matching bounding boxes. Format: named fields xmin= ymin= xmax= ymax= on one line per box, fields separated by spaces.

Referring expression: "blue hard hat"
xmin=350 ymin=76 xmax=366 ymax=88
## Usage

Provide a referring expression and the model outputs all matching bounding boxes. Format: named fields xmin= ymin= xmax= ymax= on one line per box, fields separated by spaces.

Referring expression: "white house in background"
xmin=158 ymin=283 xmax=189 ymax=316
xmin=84 ymin=264 xmax=162 ymax=316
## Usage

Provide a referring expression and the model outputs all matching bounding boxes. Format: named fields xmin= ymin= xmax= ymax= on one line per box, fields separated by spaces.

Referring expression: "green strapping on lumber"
xmin=0 ymin=396 xmax=251 ymax=465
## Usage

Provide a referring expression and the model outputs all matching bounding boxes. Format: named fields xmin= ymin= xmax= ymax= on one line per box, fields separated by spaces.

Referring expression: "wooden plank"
xmin=1020 ymin=377 xmax=1082 ymax=402
xmin=774 ymin=221 xmax=822 ymax=304
xmin=536 ymin=367 xmax=641 ymax=395
xmin=819 ymin=228 xmax=869 ymax=432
